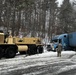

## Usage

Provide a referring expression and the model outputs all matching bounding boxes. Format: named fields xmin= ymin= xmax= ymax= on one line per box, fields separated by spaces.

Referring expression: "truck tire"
xmin=5 ymin=47 xmax=16 ymax=58
xmin=27 ymin=45 xmax=37 ymax=55
xmin=27 ymin=47 xmax=35 ymax=55
xmin=37 ymin=46 xmax=43 ymax=53
xmin=0 ymin=48 xmax=3 ymax=59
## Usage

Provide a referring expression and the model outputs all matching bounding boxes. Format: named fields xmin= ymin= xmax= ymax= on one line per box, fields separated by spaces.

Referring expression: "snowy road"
xmin=0 ymin=51 xmax=76 ymax=75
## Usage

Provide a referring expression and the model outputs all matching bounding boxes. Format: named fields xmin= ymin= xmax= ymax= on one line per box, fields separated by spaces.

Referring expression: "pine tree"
xmin=59 ymin=0 xmax=76 ymax=33
xmin=48 ymin=0 xmax=58 ymax=40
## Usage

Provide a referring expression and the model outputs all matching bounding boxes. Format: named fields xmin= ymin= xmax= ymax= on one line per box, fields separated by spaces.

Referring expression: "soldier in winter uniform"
xmin=57 ymin=40 xmax=62 ymax=57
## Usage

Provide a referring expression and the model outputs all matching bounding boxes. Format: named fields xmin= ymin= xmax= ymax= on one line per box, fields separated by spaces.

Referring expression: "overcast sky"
xmin=57 ymin=0 xmax=64 ymax=7
xmin=57 ymin=0 xmax=75 ymax=7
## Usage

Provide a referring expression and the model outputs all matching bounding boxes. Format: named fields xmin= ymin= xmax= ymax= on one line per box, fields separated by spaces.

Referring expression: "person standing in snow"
xmin=57 ymin=40 xmax=62 ymax=57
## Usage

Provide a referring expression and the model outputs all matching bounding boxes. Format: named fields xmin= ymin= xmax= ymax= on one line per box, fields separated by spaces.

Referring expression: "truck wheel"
xmin=27 ymin=45 xmax=37 ymax=55
xmin=0 ymin=48 xmax=3 ymax=59
xmin=37 ymin=46 xmax=43 ymax=53
xmin=5 ymin=47 xmax=16 ymax=58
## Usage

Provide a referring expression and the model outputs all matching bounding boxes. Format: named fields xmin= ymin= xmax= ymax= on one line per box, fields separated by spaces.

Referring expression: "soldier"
xmin=57 ymin=40 xmax=62 ymax=57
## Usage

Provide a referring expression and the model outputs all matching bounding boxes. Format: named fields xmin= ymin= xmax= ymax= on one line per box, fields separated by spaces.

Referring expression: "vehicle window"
xmin=52 ymin=39 xmax=58 ymax=43
xmin=59 ymin=39 xmax=61 ymax=43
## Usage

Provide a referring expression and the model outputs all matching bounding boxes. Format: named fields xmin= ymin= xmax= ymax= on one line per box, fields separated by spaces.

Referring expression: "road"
xmin=0 ymin=51 xmax=76 ymax=75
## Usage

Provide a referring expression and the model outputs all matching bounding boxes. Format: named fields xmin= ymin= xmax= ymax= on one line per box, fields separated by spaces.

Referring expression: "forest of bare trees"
xmin=0 ymin=0 xmax=76 ymax=40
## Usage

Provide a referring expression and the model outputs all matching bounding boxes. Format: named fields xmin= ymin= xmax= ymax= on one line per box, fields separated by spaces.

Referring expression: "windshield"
xmin=52 ymin=39 xmax=58 ymax=43
xmin=52 ymin=39 xmax=61 ymax=43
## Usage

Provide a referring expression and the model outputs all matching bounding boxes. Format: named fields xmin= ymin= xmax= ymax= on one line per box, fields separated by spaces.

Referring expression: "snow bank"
xmin=26 ymin=51 xmax=76 ymax=59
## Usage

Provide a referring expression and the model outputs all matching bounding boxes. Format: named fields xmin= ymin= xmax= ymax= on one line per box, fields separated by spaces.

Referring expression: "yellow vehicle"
xmin=0 ymin=32 xmax=18 ymax=58
xmin=0 ymin=31 xmax=43 ymax=59
xmin=13 ymin=37 xmax=43 ymax=55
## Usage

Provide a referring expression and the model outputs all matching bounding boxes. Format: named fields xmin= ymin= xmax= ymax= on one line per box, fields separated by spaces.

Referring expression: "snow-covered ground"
xmin=0 ymin=51 xmax=76 ymax=75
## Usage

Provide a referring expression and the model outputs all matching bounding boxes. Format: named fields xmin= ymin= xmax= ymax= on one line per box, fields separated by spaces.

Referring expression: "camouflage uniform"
xmin=57 ymin=43 xmax=62 ymax=57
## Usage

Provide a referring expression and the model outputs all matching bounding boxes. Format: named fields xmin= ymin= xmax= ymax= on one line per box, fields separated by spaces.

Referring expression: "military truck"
xmin=0 ymin=31 xmax=43 ymax=59
xmin=13 ymin=37 xmax=43 ymax=55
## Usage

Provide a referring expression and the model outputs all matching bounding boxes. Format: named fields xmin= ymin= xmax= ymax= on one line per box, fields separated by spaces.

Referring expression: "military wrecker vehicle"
xmin=0 ymin=31 xmax=43 ymax=59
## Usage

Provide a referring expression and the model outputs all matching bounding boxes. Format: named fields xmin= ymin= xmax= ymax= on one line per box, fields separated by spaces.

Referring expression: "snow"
xmin=26 ymin=51 xmax=76 ymax=59
xmin=0 ymin=50 xmax=76 ymax=75
xmin=0 ymin=62 xmax=46 ymax=73
xmin=57 ymin=65 xmax=76 ymax=74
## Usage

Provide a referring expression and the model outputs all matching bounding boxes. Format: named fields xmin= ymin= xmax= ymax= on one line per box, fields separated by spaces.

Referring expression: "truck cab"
xmin=52 ymin=34 xmax=70 ymax=51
